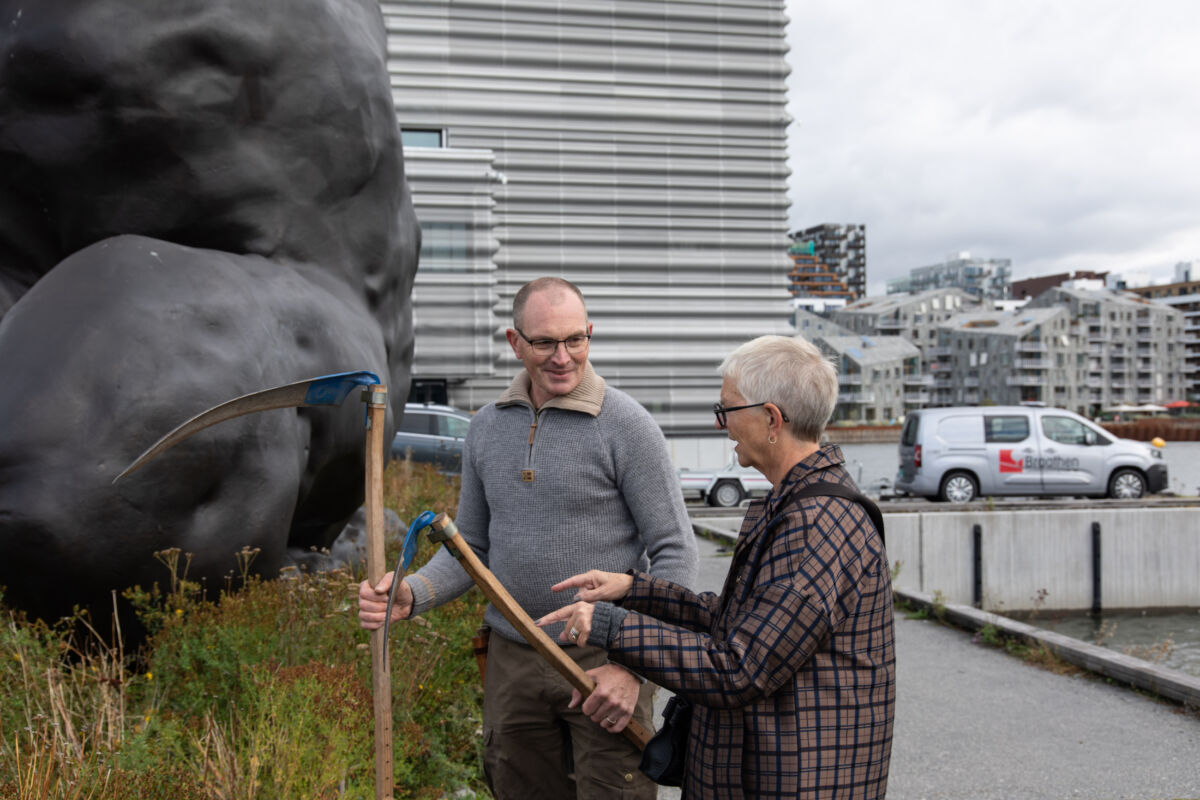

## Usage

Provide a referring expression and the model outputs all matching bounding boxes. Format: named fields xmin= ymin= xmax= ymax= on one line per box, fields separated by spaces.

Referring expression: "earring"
xmin=768 ymin=434 xmax=777 ymax=445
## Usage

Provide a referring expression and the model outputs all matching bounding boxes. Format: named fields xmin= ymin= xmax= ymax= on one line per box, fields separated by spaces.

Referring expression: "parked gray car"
xmin=391 ymin=403 xmax=471 ymax=472
xmin=894 ymin=405 xmax=1167 ymax=503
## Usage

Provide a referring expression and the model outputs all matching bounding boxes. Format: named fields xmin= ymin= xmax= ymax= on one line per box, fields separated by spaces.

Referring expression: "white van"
xmin=894 ymin=406 xmax=1167 ymax=502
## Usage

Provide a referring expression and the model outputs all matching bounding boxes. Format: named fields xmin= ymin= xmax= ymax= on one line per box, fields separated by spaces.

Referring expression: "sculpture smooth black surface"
xmin=0 ymin=0 xmax=420 ymax=624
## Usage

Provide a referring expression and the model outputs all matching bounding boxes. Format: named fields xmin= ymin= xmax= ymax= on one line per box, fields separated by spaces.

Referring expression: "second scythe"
xmin=426 ymin=512 xmax=652 ymax=751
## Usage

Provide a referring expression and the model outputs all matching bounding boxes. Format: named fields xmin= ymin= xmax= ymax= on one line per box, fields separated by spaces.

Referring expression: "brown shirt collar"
xmin=497 ymin=361 xmax=606 ymax=417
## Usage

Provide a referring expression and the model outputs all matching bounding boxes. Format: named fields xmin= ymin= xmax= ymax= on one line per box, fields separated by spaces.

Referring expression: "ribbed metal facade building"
xmin=380 ymin=0 xmax=794 ymax=433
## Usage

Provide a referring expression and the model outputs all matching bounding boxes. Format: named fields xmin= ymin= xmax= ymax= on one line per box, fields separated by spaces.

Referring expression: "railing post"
xmin=1091 ymin=521 xmax=1102 ymax=616
xmin=972 ymin=523 xmax=983 ymax=609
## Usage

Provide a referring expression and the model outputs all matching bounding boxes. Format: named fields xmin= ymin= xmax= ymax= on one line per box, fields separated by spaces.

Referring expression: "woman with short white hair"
xmin=539 ymin=334 xmax=896 ymax=799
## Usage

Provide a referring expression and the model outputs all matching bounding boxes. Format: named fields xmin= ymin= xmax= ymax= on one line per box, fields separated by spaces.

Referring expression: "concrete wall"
xmin=887 ymin=507 xmax=1200 ymax=611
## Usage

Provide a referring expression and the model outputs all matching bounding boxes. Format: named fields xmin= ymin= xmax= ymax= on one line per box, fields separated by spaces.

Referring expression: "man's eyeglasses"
xmin=712 ymin=402 xmax=790 ymax=429
xmin=515 ymin=327 xmax=592 ymax=357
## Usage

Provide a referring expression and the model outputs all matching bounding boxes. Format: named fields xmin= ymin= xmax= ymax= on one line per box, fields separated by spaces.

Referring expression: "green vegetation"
xmin=0 ymin=461 xmax=487 ymax=799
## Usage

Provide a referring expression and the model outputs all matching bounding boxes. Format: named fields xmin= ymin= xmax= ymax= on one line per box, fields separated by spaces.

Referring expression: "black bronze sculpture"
xmin=0 ymin=0 xmax=420 ymax=625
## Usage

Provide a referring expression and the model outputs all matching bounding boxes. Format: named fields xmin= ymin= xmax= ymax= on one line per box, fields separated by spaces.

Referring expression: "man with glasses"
xmin=359 ymin=277 xmax=697 ymax=799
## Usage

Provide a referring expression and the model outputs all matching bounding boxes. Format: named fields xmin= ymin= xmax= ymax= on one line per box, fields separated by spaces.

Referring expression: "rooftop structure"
xmin=1011 ymin=270 xmax=1109 ymax=301
xmin=887 ymin=252 xmax=1012 ymax=300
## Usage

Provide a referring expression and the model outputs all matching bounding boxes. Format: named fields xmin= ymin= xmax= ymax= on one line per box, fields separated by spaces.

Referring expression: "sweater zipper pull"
xmin=522 ymin=417 xmax=537 ymax=482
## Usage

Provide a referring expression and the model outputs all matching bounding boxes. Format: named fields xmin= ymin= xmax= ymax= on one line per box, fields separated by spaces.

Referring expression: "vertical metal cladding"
xmin=381 ymin=0 xmax=794 ymax=431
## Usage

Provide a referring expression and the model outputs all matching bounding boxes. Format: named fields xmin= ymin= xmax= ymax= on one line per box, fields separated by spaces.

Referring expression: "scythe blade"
xmin=113 ymin=369 xmax=380 ymax=483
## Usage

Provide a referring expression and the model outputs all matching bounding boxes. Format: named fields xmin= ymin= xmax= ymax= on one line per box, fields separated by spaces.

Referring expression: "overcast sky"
xmin=784 ymin=0 xmax=1200 ymax=296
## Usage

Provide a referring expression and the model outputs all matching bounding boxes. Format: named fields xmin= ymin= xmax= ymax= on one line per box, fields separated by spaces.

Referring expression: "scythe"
xmin=116 ymin=370 xmax=398 ymax=800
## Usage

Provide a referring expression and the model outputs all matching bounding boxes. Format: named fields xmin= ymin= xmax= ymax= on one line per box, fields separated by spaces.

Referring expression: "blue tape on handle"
xmin=403 ymin=510 xmax=437 ymax=571
xmin=382 ymin=509 xmax=439 ymax=655
xmin=302 ymin=370 xmax=380 ymax=406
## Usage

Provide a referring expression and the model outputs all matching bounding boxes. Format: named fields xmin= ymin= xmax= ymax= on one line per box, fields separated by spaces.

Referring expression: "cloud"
xmin=785 ymin=0 xmax=1200 ymax=293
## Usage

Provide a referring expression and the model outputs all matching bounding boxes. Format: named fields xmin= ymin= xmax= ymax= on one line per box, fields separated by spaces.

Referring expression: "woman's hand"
xmin=550 ymin=569 xmax=634 ymax=603
xmin=535 ymin=601 xmax=595 ymax=645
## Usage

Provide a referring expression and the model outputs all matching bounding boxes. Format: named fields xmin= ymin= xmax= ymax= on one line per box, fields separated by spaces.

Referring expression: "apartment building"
xmin=791 ymin=223 xmax=866 ymax=300
xmin=930 ymin=307 xmax=1082 ymax=409
xmin=381 ymin=0 xmax=794 ymax=433
xmin=787 ymin=239 xmax=854 ymax=303
xmin=814 ymin=335 xmax=922 ymax=423
xmin=1125 ymin=263 xmax=1200 ymax=402
xmin=1026 ymin=286 xmax=1187 ymax=411
xmin=887 ymin=252 xmax=1012 ymax=300
xmin=828 ymin=288 xmax=978 ymax=372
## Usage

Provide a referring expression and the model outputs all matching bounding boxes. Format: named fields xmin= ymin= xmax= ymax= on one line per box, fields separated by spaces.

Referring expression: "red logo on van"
xmin=999 ymin=450 xmax=1024 ymax=473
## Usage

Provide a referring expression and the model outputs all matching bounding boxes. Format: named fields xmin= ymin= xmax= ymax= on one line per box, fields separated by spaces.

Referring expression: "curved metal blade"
xmin=114 ymin=370 xmax=380 ymax=482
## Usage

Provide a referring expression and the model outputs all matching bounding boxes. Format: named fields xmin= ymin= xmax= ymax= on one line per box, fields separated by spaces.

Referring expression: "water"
xmin=838 ymin=440 xmax=1200 ymax=497
xmin=1034 ymin=610 xmax=1200 ymax=677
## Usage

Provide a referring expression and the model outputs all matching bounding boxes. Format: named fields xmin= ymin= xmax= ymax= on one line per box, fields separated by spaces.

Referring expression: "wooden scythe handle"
xmin=363 ymin=385 xmax=393 ymax=800
xmin=428 ymin=513 xmax=652 ymax=750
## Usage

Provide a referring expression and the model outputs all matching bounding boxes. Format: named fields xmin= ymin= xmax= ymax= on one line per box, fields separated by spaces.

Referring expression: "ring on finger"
xmin=569 ymin=626 xmax=580 ymax=641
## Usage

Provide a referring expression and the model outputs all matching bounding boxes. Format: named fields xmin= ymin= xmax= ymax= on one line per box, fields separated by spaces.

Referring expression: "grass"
xmin=0 ymin=460 xmax=487 ymax=799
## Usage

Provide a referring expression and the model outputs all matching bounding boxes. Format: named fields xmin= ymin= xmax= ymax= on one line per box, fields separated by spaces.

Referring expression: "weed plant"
xmin=0 ymin=460 xmax=486 ymax=799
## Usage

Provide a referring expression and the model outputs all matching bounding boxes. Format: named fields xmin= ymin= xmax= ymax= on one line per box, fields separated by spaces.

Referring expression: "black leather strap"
xmin=788 ymin=481 xmax=886 ymax=546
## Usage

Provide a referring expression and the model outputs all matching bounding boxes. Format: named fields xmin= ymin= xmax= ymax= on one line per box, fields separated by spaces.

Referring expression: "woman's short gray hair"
xmin=719 ymin=335 xmax=838 ymax=443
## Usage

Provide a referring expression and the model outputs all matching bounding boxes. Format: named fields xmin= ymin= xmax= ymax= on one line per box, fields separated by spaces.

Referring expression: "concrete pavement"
xmin=655 ymin=533 xmax=1200 ymax=799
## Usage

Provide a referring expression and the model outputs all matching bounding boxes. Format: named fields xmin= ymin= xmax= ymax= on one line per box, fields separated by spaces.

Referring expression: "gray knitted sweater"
xmin=406 ymin=363 xmax=697 ymax=644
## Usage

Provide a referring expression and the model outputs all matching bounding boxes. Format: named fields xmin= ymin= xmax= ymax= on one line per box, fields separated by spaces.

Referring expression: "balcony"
xmin=925 ymin=346 xmax=953 ymax=357
xmin=840 ymin=374 xmax=863 ymax=385
xmin=904 ymin=392 xmax=931 ymax=404
xmin=1013 ymin=358 xmax=1047 ymax=370
xmin=963 ymin=377 xmax=980 ymax=388
xmin=964 ymin=392 xmax=980 ymax=404
xmin=903 ymin=374 xmax=934 ymax=387
xmin=1005 ymin=375 xmax=1044 ymax=387
xmin=1016 ymin=340 xmax=1047 ymax=354
xmin=838 ymin=392 xmax=876 ymax=404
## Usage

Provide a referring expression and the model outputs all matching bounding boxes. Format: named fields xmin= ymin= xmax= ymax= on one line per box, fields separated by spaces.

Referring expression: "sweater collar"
xmin=497 ymin=361 xmax=606 ymax=417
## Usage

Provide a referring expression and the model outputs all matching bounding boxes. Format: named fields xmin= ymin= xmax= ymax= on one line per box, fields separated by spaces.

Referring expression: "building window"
xmin=401 ymin=128 xmax=445 ymax=148
xmin=418 ymin=222 xmax=469 ymax=270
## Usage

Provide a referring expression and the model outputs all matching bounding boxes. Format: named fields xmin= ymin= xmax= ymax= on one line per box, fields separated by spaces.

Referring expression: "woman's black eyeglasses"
xmin=712 ymin=402 xmax=789 ymax=429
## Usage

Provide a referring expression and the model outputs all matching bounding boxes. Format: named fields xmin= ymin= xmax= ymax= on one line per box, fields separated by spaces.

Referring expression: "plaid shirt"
xmin=611 ymin=445 xmax=895 ymax=799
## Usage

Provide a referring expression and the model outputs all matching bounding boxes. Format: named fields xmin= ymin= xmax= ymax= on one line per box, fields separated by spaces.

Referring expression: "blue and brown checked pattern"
xmin=612 ymin=445 xmax=895 ymax=799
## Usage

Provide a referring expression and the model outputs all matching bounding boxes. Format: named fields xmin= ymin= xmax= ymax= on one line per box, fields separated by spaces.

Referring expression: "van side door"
xmin=1035 ymin=412 xmax=1108 ymax=494
xmin=983 ymin=413 xmax=1042 ymax=493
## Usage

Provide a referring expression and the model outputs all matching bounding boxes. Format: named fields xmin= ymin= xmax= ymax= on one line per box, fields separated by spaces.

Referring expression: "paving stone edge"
xmin=896 ymin=588 xmax=1200 ymax=709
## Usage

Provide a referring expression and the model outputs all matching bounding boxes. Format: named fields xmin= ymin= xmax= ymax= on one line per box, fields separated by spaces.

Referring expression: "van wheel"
xmin=710 ymin=480 xmax=745 ymax=508
xmin=1108 ymin=469 xmax=1146 ymax=499
xmin=939 ymin=472 xmax=978 ymax=504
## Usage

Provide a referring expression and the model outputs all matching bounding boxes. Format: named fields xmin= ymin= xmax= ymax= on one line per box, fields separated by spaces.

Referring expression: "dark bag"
xmin=636 ymin=480 xmax=882 ymax=787
xmin=637 ymin=693 xmax=692 ymax=786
